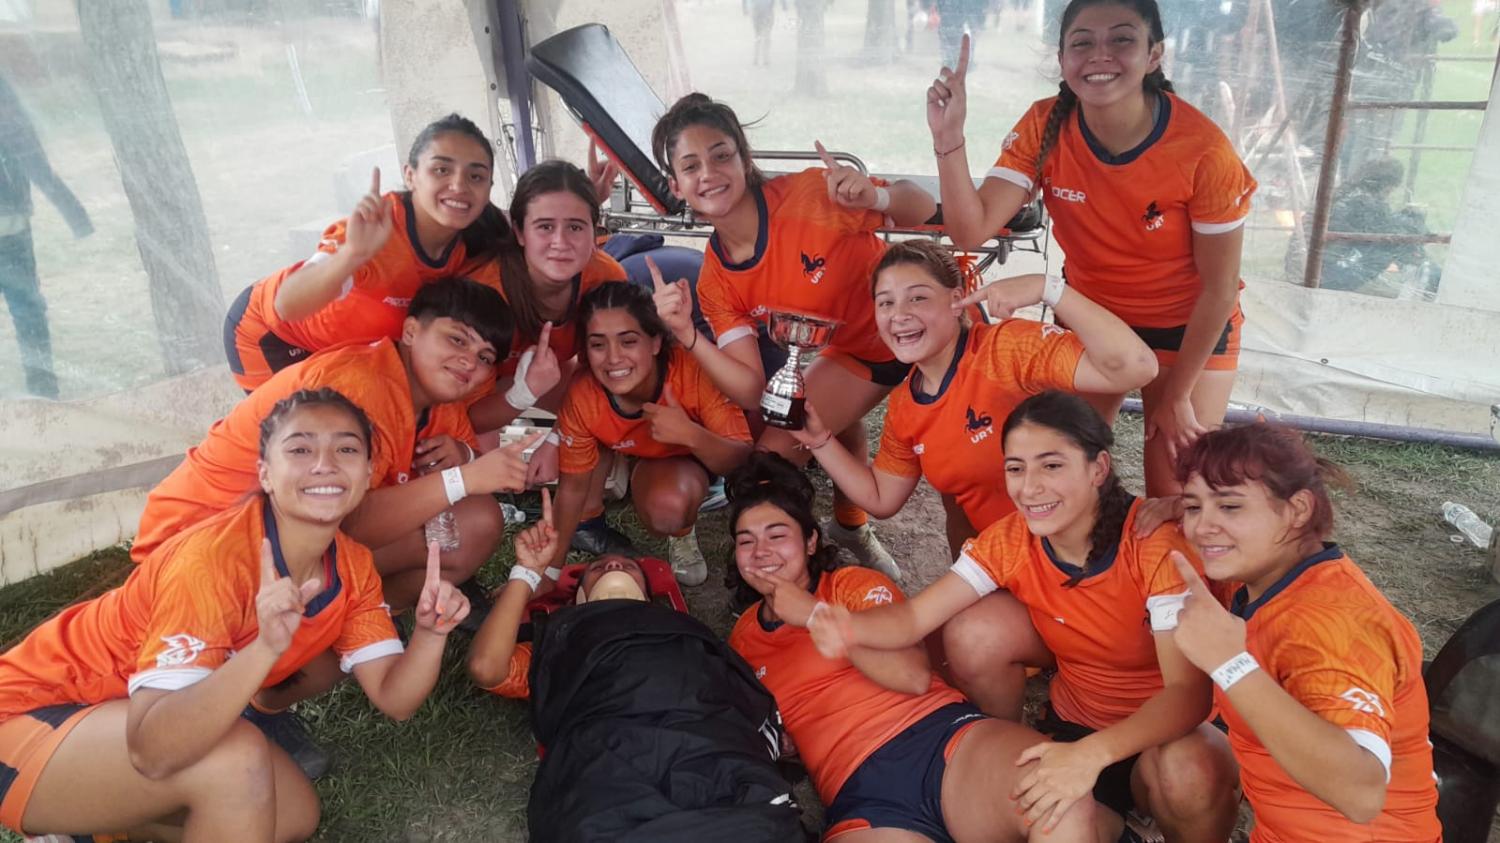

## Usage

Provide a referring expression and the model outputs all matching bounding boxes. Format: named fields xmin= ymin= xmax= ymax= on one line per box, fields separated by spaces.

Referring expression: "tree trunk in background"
xmin=77 ymin=0 xmax=223 ymax=376
xmin=795 ymin=0 xmax=828 ymax=96
xmin=865 ymin=0 xmax=897 ymax=61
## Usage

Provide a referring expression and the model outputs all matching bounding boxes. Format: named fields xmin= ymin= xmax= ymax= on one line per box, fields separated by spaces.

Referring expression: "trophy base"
xmin=761 ymin=395 xmax=807 ymax=430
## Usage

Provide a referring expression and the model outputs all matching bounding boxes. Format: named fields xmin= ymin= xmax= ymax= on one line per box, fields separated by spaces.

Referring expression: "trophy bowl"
xmin=761 ymin=311 xmax=840 ymax=430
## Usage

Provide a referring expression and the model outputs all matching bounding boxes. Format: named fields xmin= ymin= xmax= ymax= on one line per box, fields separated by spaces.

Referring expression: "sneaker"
xmin=699 ymin=477 xmax=728 ymax=513
xmin=668 ymin=529 xmax=709 ymax=586
xmin=824 ymin=521 xmax=901 ymax=581
xmin=240 ymin=706 xmax=331 ymax=781
xmin=571 ymin=515 xmax=637 ymax=556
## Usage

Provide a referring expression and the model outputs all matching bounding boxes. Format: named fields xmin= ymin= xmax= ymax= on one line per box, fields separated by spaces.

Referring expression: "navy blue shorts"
xmin=824 ymin=702 xmax=988 ymax=841
xmin=1035 ymin=703 xmax=1140 ymax=817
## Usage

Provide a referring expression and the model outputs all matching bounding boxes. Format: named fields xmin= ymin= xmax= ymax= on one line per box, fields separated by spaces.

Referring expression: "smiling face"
xmin=1181 ymin=473 xmax=1317 ymax=592
xmin=733 ymin=501 xmax=819 ymax=594
xmin=402 ymin=315 xmax=498 ymax=404
xmin=1002 ymin=422 xmax=1109 ymax=540
xmin=667 ymin=124 xmax=751 ymax=218
xmin=1058 ymin=2 xmax=1164 ymax=110
xmin=257 ymin=403 xmax=373 ymax=525
xmin=873 ymin=262 xmax=964 ymax=366
xmin=516 ymin=190 xmax=595 ymax=286
xmin=584 ymin=307 xmax=662 ymax=400
xmin=402 ymin=131 xmax=493 ymax=233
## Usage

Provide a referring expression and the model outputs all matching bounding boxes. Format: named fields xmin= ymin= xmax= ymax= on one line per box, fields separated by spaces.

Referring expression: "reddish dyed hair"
xmin=1174 ymin=423 xmax=1351 ymax=541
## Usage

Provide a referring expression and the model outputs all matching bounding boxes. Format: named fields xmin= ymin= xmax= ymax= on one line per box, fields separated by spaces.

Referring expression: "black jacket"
xmin=527 ymin=599 xmax=805 ymax=843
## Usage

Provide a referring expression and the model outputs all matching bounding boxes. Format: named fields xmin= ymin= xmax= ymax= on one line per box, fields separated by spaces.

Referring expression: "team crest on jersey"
xmin=1340 ymin=687 xmax=1385 ymax=717
xmin=1001 ymin=131 xmax=1020 ymax=152
xmin=1142 ymin=201 xmax=1165 ymax=232
xmin=964 ymin=406 xmax=994 ymax=443
xmin=800 ymin=252 xmax=827 ymax=285
xmin=383 ymin=296 xmax=412 ymax=308
xmin=156 ymin=634 xmax=207 ymax=667
xmin=913 ymin=443 xmax=925 ymax=455
xmin=863 ymin=586 xmax=894 ymax=605
xmin=1040 ymin=323 xmax=1066 ymax=338
xmin=756 ymin=665 xmax=767 ymax=679
xmin=612 ymin=439 xmax=637 ymax=451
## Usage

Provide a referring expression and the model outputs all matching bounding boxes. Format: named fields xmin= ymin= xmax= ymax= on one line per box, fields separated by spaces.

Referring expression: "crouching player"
xmin=1171 ymin=424 xmax=1441 ymax=841
xmin=0 ymin=389 xmax=468 ymax=843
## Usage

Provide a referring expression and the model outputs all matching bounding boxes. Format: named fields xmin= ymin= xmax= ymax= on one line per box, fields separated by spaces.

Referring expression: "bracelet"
xmin=505 ymin=348 xmax=539 ymax=410
xmin=508 ymin=566 xmax=542 ymax=593
xmin=871 ymin=186 xmax=891 ymax=213
xmin=1042 ymin=273 xmax=1067 ymax=308
xmin=807 ymin=432 xmax=834 ymax=450
xmin=543 ymin=430 xmax=561 ymax=447
xmin=1210 ymin=651 xmax=1260 ymax=692
xmin=934 ymin=139 xmax=965 ymax=159
xmin=440 ymin=466 xmax=468 ymax=506
xmin=460 ymin=441 xmax=476 ymax=464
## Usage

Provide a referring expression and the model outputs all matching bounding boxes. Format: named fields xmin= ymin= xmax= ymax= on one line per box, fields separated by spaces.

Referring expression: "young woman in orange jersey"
xmin=803 ymin=392 xmax=1239 ymax=842
xmin=0 ymin=389 xmax=468 ymax=843
xmin=225 ymin=113 xmax=510 ymax=392
xmin=928 ymin=0 xmax=1256 ymax=496
xmin=548 ymin=282 xmax=752 ymax=585
xmin=1171 ymin=425 xmax=1441 ymax=842
xmin=724 ymin=452 xmax=1102 ymax=842
xmin=650 ymin=93 xmax=939 ymax=578
xmin=791 ymin=239 xmax=1156 ymax=557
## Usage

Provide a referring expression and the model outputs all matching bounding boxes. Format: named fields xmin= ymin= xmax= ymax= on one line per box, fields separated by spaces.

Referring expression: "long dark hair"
xmin=1034 ymin=0 xmax=1175 ymax=190
xmin=498 ymin=160 xmax=602 ymax=342
xmin=651 ymin=92 xmax=766 ymax=187
xmin=575 ymin=281 xmax=673 ymax=370
xmin=258 ymin=387 xmax=375 ymax=461
xmin=723 ymin=452 xmax=842 ymax=613
xmin=406 ymin=113 xmax=512 ymax=261
xmin=1002 ymin=391 xmax=1134 ymax=586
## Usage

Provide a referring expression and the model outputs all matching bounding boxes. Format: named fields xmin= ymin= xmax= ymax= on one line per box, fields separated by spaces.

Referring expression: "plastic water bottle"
xmin=1442 ymin=502 xmax=1493 ymax=550
xmin=424 ymin=509 xmax=460 ymax=552
xmin=501 ymin=502 xmax=527 ymax=527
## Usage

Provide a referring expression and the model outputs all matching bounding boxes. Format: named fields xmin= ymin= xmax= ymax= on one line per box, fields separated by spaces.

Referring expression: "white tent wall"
xmin=1442 ymin=63 xmax=1500 ymax=313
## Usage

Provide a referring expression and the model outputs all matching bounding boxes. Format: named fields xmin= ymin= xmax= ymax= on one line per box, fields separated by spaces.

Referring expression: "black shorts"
xmin=1035 ymin=703 xmax=1140 ymax=817
xmin=1130 ymin=320 xmax=1232 ymax=354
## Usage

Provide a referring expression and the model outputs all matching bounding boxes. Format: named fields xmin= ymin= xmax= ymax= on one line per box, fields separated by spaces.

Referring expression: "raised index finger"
xmin=814 ymin=140 xmax=837 ymax=170
xmin=369 ymin=166 xmax=381 ymax=197
xmin=536 ymin=320 xmax=553 ymax=350
xmin=540 ymin=486 xmax=553 ymax=525
xmin=645 ymin=256 xmax=667 ymax=291
xmin=1170 ymin=550 xmax=1211 ymax=597
xmin=425 ymin=539 xmax=442 ymax=590
xmin=955 ymin=33 xmax=971 ymax=80
xmin=259 ymin=538 xmax=277 ymax=587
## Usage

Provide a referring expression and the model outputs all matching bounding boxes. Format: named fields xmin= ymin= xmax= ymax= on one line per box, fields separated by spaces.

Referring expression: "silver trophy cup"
xmin=760 ymin=312 xmax=840 ymax=430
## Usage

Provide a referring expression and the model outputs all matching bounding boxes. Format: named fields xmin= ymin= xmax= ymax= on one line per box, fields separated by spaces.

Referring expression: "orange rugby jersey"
xmin=953 ymin=500 xmax=1204 ymax=729
xmin=480 ymin=642 xmax=533 ymax=699
xmin=557 ymin=347 xmax=751 ymax=475
xmin=133 ymin=339 xmax=477 ymax=562
xmin=729 ymin=567 xmax=965 ymax=805
xmin=697 ymin=168 xmax=893 ymax=364
xmin=873 ymin=319 xmax=1084 ymax=531
xmin=463 ymin=250 xmax=626 ymax=377
xmin=0 ymin=496 xmax=399 ymax=720
xmin=1219 ymin=546 xmax=1440 ymax=843
xmin=990 ymin=93 xmax=1256 ymax=328
xmin=235 ymin=193 xmax=470 ymax=375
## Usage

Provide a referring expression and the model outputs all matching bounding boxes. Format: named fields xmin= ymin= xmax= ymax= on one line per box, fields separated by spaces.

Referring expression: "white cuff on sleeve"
xmin=1346 ymin=728 xmax=1393 ymax=782
xmin=950 ymin=553 xmax=999 ymax=598
xmin=340 ymin=638 xmax=405 ymax=673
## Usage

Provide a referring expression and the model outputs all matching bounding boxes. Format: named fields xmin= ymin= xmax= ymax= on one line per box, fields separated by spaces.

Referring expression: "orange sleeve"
xmin=1274 ymin=607 xmax=1401 ymax=743
xmin=130 ymin=550 xmax=248 ymax=694
xmin=871 ymin=407 xmax=922 ymax=478
xmin=1135 ymin=527 xmax=1200 ymax=599
xmin=1187 ymin=135 xmax=1257 ymax=233
xmin=332 ymin=546 xmax=401 ymax=672
xmin=483 ymin=642 xmax=534 ymax=699
xmin=423 ymin=402 xmax=480 ymax=450
xmin=953 ymin=516 xmax=1026 ymax=595
xmin=988 ymin=319 xmax=1085 ymax=394
xmin=829 ymin=567 xmax=906 ymax=611
xmin=691 ymin=361 xmax=752 ymax=444
xmin=696 ymin=262 xmax=756 ymax=348
xmin=557 ymin=378 xmax=601 ymax=475
xmin=991 ymin=100 xmax=1049 ymax=194
xmin=788 ymin=168 xmax=885 ymax=236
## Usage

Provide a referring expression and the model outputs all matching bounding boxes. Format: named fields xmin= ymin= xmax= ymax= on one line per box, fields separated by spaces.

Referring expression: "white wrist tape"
xmin=871 ymin=186 xmax=891 ymax=213
xmin=544 ymin=566 xmax=561 ymax=581
xmin=440 ymin=466 xmax=467 ymax=506
xmin=543 ymin=430 xmax=561 ymax=447
xmin=1211 ymin=651 xmax=1261 ymax=692
xmin=505 ymin=348 xmax=538 ymax=410
xmin=1042 ymin=273 xmax=1067 ymax=308
xmin=509 ymin=566 xmax=542 ymax=592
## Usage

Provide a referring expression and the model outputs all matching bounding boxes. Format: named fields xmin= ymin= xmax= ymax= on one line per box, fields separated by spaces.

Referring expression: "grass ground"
xmin=1 ymin=413 xmax=1497 ymax=841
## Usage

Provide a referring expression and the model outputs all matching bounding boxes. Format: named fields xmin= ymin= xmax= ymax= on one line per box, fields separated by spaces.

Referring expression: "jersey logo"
xmin=1340 ymin=687 xmax=1385 ymax=717
xmin=383 ymin=296 xmax=412 ymax=308
xmin=156 ymin=634 xmax=207 ymax=667
xmin=1040 ymin=323 xmax=1066 ymax=338
xmin=1050 ymin=185 xmax=1086 ymax=204
xmin=800 ymin=252 xmax=827 ymax=285
xmin=913 ymin=443 xmax=925 ymax=455
xmin=756 ymin=665 xmax=767 ymax=679
xmin=613 ymin=439 xmax=637 ymax=451
xmin=1001 ymin=131 xmax=1020 ymax=152
xmin=1142 ymin=201 xmax=1164 ymax=232
xmin=964 ymin=406 xmax=994 ymax=443
xmin=863 ymin=586 xmax=894 ymax=605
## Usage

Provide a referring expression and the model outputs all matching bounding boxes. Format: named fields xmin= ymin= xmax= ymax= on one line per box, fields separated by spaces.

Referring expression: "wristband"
xmin=1042 ymin=273 xmax=1067 ymax=308
xmin=505 ymin=348 xmax=539 ymax=410
xmin=1210 ymin=651 xmax=1260 ymax=692
xmin=440 ymin=466 xmax=467 ymax=506
xmin=544 ymin=566 xmax=561 ymax=581
xmin=871 ymin=186 xmax=891 ymax=213
xmin=509 ymin=566 xmax=542 ymax=593
xmin=543 ymin=430 xmax=561 ymax=447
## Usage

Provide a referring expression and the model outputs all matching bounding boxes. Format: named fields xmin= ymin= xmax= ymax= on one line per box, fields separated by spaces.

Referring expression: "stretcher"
xmin=526 ymin=22 xmax=1049 ymax=297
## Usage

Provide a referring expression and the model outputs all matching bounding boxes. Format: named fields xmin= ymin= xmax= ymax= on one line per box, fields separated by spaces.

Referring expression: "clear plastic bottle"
xmin=424 ymin=509 xmax=460 ymax=552
xmin=1442 ymin=502 xmax=1493 ymax=549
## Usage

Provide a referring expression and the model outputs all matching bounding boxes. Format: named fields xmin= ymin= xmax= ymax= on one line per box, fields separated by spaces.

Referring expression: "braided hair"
xmin=1033 ymin=0 xmax=1176 ymax=191
xmin=722 ymin=452 xmax=842 ymax=613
